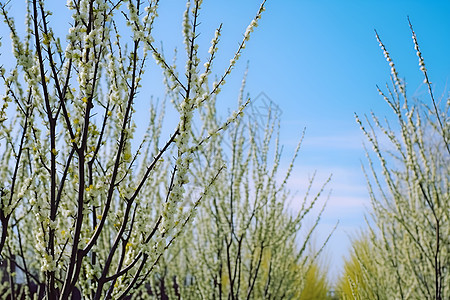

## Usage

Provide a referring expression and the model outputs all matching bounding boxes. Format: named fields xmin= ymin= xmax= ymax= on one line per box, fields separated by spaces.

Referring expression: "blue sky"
xmin=1 ymin=0 xmax=449 ymax=283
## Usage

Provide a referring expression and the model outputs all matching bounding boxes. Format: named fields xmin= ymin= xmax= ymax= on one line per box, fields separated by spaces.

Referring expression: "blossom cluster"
xmin=375 ymin=32 xmax=405 ymax=95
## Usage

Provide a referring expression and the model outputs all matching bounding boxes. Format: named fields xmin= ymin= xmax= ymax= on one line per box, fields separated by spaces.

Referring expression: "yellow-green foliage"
xmin=336 ymin=235 xmax=384 ymax=300
xmin=298 ymin=262 xmax=331 ymax=300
